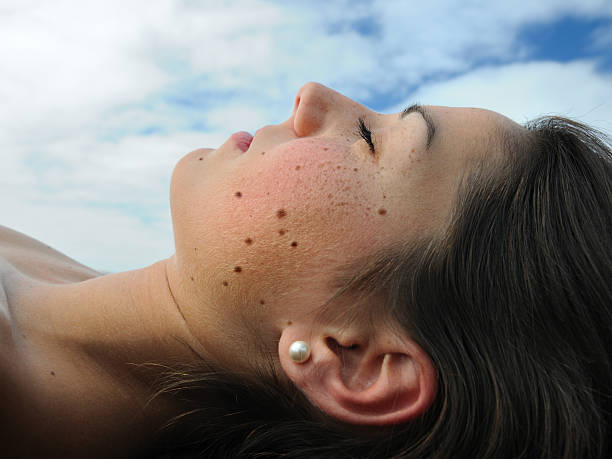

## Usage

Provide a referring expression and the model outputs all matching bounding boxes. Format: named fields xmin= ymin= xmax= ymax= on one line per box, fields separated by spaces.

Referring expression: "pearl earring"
xmin=289 ymin=341 xmax=311 ymax=363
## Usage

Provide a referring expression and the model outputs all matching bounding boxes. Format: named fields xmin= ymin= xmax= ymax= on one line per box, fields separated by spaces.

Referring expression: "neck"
xmin=40 ymin=257 xmax=203 ymax=368
xmin=4 ymin=257 xmax=208 ymax=457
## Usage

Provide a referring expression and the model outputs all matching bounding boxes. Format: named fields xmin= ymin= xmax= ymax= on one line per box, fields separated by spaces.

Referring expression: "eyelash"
xmin=357 ymin=117 xmax=376 ymax=156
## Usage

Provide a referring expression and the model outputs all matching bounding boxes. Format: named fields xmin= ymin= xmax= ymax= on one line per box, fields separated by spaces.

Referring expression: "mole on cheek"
xmin=50 ymin=371 xmax=56 ymax=376
xmin=261 ymin=151 xmax=266 ymax=155
xmin=190 ymin=276 xmax=194 ymax=281
xmin=260 ymin=300 xmax=266 ymax=305
xmin=234 ymin=266 xmax=242 ymax=273
xmin=276 ymin=209 xmax=287 ymax=218
xmin=198 ymin=157 xmax=203 ymax=161
xmin=278 ymin=229 xmax=286 ymax=236
xmin=295 ymin=165 xmax=301 ymax=171
xmin=222 ymin=281 xmax=228 ymax=286
xmin=378 ymin=208 xmax=387 ymax=215
xmin=245 ymin=238 xmax=253 ymax=245
xmin=291 ymin=241 xmax=298 ymax=247
xmin=323 ymin=147 xmax=329 ymax=151
xmin=235 ymin=191 xmax=242 ymax=198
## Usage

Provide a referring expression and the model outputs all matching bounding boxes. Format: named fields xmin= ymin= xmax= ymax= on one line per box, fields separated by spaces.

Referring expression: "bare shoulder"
xmin=0 ymin=224 xmax=102 ymax=283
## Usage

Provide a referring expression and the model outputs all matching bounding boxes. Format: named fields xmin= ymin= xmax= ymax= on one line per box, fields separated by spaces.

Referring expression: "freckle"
xmin=222 ymin=281 xmax=228 ymax=286
xmin=327 ymin=193 xmax=332 ymax=198
xmin=194 ymin=247 xmax=198 ymax=252
xmin=190 ymin=276 xmax=194 ymax=281
xmin=295 ymin=165 xmax=301 ymax=170
xmin=383 ymin=194 xmax=386 ymax=199
xmin=411 ymin=148 xmax=415 ymax=153
xmin=260 ymin=300 xmax=265 ymax=305
xmin=323 ymin=147 xmax=329 ymax=151
xmin=336 ymin=165 xmax=341 ymax=169
xmin=278 ymin=229 xmax=286 ymax=236
xmin=234 ymin=266 xmax=242 ymax=273
xmin=21 ymin=333 xmax=26 ymax=339
xmin=366 ymin=207 xmax=371 ymax=211
xmin=50 ymin=371 xmax=56 ymax=376
xmin=291 ymin=241 xmax=298 ymax=247
xmin=287 ymin=321 xmax=292 ymax=325
xmin=245 ymin=238 xmax=253 ymax=245
xmin=198 ymin=157 xmax=203 ymax=161
xmin=276 ymin=209 xmax=287 ymax=218
xmin=378 ymin=208 xmax=387 ymax=215
xmin=261 ymin=151 xmax=266 ymax=155
xmin=353 ymin=168 xmax=358 ymax=172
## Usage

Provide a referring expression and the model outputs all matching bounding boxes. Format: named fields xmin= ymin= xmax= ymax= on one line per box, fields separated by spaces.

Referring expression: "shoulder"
xmin=0 ymin=226 xmax=110 ymax=456
xmin=0 ymin=224 xmax=102 ymax=283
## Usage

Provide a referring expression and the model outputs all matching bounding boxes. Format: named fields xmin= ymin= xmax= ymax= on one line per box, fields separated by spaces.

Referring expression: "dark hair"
xmin=148 ymin=116 xmax=612 ymax=458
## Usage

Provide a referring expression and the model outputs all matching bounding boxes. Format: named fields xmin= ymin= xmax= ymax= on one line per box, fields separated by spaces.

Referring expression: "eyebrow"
xmin=399 ymin=103 xmax=437 ymax=150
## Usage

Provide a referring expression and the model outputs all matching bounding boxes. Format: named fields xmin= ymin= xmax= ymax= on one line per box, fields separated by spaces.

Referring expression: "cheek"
xmin=228 ymin=140 xmax=379 ymax=254
xmin=181 ymin=140 xmax=387 ymax=300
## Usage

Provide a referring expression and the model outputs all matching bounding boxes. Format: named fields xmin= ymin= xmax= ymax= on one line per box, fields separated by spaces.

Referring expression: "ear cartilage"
xmin=289 ymin=341 xmax=311 ymax=363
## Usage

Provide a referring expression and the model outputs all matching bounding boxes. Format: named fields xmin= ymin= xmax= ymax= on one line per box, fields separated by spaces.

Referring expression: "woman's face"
xmin=168 ymin=82 xmax=518 ymax=369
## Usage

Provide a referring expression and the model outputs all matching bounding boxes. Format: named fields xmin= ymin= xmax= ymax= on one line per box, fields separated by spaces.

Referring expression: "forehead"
xmin=421 ymin=106 xmax=523 ymax=163
xmin=428 ymin=105 xmax=520 ymax=141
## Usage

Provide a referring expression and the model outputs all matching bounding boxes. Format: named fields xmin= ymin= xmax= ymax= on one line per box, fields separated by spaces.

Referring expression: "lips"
xmin=230 ymin=131 xmax=254 ymax=153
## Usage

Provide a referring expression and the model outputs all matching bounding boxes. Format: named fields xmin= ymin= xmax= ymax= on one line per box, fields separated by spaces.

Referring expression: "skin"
xmin=0 ymin=82 xmax=521 ymax=456
xmin=169 ymin=82 xmax=517 ymax=372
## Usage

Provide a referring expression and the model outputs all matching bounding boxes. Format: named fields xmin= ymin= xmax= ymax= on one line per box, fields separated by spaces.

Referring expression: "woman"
xmin=1 ymin=82 xmax=610 ymax=458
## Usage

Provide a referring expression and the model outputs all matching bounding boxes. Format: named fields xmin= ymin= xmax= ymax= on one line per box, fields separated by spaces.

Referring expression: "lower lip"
xmin=230 ymin=131 xmax=253 ymax=153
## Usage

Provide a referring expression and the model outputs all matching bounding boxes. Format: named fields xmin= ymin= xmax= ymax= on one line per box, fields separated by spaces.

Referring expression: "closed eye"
xmin=356 ymin=117 xmax=375 ymax=156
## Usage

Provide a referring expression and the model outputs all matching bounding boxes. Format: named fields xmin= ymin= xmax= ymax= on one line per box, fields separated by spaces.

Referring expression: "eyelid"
xmin=400 ymin=103 xmax=436 ymax=150
xmin=356 ymin=117 xmax=376 ymax=156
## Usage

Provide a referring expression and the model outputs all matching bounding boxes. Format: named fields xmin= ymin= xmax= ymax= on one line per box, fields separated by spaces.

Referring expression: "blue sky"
xmin=1 ymin=0 xmax=611 ymax=272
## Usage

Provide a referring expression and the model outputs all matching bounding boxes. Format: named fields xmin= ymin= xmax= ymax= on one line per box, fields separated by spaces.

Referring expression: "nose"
xmin=291 ymin=82 xmax=366 ymax=137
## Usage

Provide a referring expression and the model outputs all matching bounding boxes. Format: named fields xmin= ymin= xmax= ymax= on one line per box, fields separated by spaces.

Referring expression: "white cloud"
xmin=1 ymin=0 xmax=611 ymax=271
xmin=400 ymin=60 xmax=612 ymax=132
xmin=0 ymin=0 xmax=172 ymax=137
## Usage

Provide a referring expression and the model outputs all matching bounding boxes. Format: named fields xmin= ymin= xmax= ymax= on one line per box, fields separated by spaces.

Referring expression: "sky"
xmin=1 ymin=0 xmax=611 ymax=273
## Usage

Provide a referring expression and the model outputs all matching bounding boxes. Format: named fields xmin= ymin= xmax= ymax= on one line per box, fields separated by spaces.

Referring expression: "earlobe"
xmin=288 ymin=341 xmax=311 ymax=363
xmin=279 ymin=326 xmax=437 ymax=426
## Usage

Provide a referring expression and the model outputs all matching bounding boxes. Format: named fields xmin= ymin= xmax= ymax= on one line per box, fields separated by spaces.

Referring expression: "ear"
xmin=278 ymin=324 xmax=437 ymax=426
